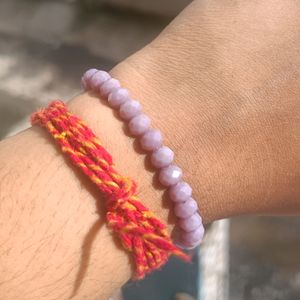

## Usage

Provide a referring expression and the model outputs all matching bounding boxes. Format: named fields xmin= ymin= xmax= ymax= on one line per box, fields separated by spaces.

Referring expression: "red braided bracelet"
xmin=31 ymin=100 xmax=189 ymax=279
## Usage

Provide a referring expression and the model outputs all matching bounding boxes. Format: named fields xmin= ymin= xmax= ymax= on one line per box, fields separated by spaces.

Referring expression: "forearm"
xmin=0 ymin=120 xmax=130 ymax=299
xmin=0 ymin=59 xmax=298 ymax=299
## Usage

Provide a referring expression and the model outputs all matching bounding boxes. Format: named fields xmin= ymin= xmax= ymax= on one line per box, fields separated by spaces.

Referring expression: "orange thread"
xmin=31 ymin=101 xmax=189 ymax=279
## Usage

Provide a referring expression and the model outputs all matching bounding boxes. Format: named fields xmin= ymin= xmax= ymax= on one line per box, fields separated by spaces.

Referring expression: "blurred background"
xmin=0 ymin=0 xmax=299 ymax=299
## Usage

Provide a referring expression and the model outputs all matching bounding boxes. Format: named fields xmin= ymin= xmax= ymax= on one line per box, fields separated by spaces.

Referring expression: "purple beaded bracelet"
xmin=81 ymin=68 xmax=205 ymax=249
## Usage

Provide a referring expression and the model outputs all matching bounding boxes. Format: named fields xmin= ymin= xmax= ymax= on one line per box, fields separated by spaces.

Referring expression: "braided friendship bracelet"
xmin=31 ymin=101 xmax=190 ymax=279
xmin=82 ymin=69 xmax=205 ymax=249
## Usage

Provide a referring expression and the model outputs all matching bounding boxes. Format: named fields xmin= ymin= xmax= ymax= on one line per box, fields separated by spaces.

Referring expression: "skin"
xmin=0 ymin=0 xmax=299 ymax=299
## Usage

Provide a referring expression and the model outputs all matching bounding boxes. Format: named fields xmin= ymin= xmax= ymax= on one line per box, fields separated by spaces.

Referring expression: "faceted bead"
xmin=182 ymin=224 xmax=205 ymax=247
xmin=128 ymin=114 xmax=151 ymax=136
xmin=179 ymin=213 xmax=202 ymax=232
xmin=140 ymin=129 xmax=162 ymax=151
xmin=119 ymin=99 xmax=141 ymax=120
xmin=151 ymin=146 xmax=174 ymax=168
xmin=174 ymin=197 xmax=198 ymax=218
xmin=89 ymin=70 xmax=110 ymax=91
xmin=100 ymin=78 xmax=121 ymax=98
xmin=83 ymin=68 xmax=98 ymax=79
xmin=81 ymin=68 xmax=98 ymax=89
xmin=159 ymin=165 xmax=182 ymax=186
xmin=108 ymin=88 xmax=129 ymax=108
xmin=169 ymin=181 xmax=192 ymax=203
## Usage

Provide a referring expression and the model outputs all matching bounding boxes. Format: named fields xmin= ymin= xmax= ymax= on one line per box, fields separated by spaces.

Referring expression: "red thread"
xmin=31 ymin=101 xmax=190 ymax=279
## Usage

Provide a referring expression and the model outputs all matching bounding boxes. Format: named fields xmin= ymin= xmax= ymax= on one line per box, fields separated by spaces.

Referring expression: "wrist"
xmin=68 ymin=84 xmax=176 ymax=230
xmin=71 ymin=45 xmax=300 ymax=225
xmin=69 ymin=57 xmax=215 ymax=226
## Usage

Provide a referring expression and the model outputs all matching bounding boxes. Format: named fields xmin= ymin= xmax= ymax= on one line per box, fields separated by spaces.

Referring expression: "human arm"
xmin=0 ymin=0 xmax=299 ymax=299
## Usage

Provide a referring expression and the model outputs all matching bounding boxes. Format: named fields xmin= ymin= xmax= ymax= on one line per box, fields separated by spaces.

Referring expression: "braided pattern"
xmin=31 ymin=101 xmax=189 ymax=279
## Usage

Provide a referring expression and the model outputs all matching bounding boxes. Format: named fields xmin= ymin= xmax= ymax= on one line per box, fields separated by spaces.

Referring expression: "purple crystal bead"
xmin=169 ymin=181 xmax=192 ymax=203
xmin=159 ymin=164 xmax=182 ymax=186
xmin=151 ymin=146 xmax=174 ymax=168
xmin=89 ymin=70 xmax=110 ymax=91
xmin=140 ymin=129 xmax=162 ymax=151
xmin=179 ymin=213 xmax=202 ymax=232
xmin=182 ymin=225 xmax=205 ymax=247
xmin=81 ymin=68 xmax=98 ymax=89
xmin=119 ymin=99 xmax=141 ymax=120
xmin=128 ymin=114 xmax=151 ymax=136
xmin=108 ymin=88 xmax=129 ymax=108
xmin=100 ymin=78 xmax=120 ymax=98
xmin=174 ymin=197 xmax=198 ymax=218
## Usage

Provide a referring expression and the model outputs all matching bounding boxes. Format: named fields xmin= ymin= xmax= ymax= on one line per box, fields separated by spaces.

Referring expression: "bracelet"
xmin=31 ymin=101 xmax=189 ymax=280
xmin=82 ymin=69 xmax=205 ymax=249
